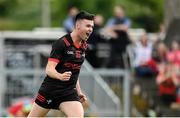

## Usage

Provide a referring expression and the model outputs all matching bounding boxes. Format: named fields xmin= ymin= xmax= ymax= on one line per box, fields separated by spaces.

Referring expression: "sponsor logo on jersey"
xmin=67 ymin=51 xmax=74 ymax=55
xmin=82 ymin=53 xmax=85 ymax=57
xmin=64 ymin=63 xmax=81 ymax=70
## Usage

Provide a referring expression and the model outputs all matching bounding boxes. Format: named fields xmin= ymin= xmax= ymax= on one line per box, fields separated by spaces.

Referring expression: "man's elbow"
xmin=45 ymin=67 xmax=51 ymax=75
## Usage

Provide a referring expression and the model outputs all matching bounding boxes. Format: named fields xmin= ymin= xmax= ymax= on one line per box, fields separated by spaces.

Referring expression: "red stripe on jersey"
xmin=38 ymin=93 xmax=45 ymax=99
xmin=63 ymin=38 xmax=70 ymax=47
xmin=36 ymin=93 xmax=45 ymax=102
xmin=37 ymin=96 xmax=45 ymax=102
xmin=48 ymin=58 xmax=60 ymax=63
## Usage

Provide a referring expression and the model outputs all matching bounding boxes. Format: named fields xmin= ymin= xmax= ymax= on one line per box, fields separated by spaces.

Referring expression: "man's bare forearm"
xmin=76 ymin=78 xmax=82 ymax=95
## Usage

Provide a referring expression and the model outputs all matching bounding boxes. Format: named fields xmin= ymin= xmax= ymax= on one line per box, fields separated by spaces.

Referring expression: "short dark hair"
xmin=75 ymin=11 xmax=94 ymax=22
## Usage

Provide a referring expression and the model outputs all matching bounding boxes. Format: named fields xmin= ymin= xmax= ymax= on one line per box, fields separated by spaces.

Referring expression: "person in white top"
xmin=133 ymin=33 xmax=157 ymax=77
xmin=134 ymin=33 xmax=153 ymax=67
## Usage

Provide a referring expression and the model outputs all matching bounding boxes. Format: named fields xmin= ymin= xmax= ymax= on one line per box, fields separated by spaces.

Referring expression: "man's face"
xmin=114 ymin=6 xmax=124 ymax=19
xmin=69 ymin=7 xmax=78 ymax=17
xmin=76 ymin=19 xmax=94 ymax=41
xmin=140 ymin=34 xmax=148 ymax=46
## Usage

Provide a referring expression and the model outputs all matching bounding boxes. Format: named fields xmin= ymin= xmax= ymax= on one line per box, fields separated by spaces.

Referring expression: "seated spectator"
xmin=63 ymin=6 xmax=79 ymax=33
xmin=133 ymin=33 xmax=157 ymax=77
xmin=167 ymin=40 xmax=180 ymax=67
xmin=152 ymin=41 xmax=168 ymax=64
xmin=104 ymin=5 xmax=132 ymax=68
xmin=167 ymin=40 xmax=180 ymax=107
xmin=7 ymin=97 xmax=33 ymax=117
xmin=156 ymin=54 xmax=179 ymax=106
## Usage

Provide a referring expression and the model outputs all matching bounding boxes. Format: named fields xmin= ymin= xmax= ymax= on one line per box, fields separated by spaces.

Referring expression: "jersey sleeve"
xmin=48 ymin=39 xmax=65 ymax=63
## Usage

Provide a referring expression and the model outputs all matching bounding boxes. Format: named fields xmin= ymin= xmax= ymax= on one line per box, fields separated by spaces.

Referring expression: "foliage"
xmin=129 ymin=0 xmax=164 ymax=31
xmin=0 ymin=0 xmax=17 ymax=16
xmin=0 ymin=0 xmax=164 ymax=31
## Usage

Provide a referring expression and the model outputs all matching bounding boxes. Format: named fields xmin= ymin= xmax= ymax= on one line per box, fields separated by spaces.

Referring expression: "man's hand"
xmin=57 ymin=71 xmax=72 ymax=81
xmin=78 ymin=92 xmax=87 ymax=103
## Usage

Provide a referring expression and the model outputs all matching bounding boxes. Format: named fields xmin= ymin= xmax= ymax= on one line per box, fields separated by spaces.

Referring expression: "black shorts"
xmin=35 ymin=80 xmax=80 ymax=110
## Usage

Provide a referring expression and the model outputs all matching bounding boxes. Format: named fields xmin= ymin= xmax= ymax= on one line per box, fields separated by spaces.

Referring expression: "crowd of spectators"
xmin=63 ymin=4 xmax=179 ymax=104
xmin=156 ymin=40 xmax=180 ymax=107
xmin=62 ymin=4 xmax=180 ymax=115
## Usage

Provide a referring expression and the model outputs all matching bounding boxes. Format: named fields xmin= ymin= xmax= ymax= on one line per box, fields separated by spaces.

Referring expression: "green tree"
xmin=130 ymin=0 xmax=164 ymax=32
xmin=0 ymin=0 xmax=17 ymax=16
xmin=0 ymin=0 xmax=164 ymax=31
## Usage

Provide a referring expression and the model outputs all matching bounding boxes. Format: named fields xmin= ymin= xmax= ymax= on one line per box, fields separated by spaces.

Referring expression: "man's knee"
xmin=59 ymin=101 xmax=84 ymax=117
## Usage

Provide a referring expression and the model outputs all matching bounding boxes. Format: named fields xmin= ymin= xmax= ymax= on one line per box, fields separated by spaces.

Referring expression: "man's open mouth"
xmin=86 ymin=32 xmax=90 ymax=37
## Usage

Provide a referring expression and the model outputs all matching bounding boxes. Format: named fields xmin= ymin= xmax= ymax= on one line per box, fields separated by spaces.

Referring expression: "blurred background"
xmin=0 ymin=0 xmax=164 ymax=31
xmin=0 ymin=0 xmax=179 ymax=117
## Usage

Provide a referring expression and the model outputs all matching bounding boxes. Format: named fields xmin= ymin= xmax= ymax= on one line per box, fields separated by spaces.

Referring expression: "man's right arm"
xmin=45 ymin=60 xmax=71 ymax=81
xmin=45 ymin=61 xmax=61 ymax=79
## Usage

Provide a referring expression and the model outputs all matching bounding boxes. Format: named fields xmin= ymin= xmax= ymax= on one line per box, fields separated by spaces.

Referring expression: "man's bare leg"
xmin=28 ymin=102 xmax=50 ymax=117
xmin=59 ymin=101 xmax=84 ymax=117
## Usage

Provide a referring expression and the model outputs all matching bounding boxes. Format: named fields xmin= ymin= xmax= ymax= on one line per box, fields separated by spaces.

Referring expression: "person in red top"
xmin=7 ymin=98 xmax=33 ymax=117
xmin=156 ymin=54 xmax=179 ymax=106
xmin=28 ymin=11 xmax=94 ymax=117
xmin=168 ymin=40 xmax=180 ymax=67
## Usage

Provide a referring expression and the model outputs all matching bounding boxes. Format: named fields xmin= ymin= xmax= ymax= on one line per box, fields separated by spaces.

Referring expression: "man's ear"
xmin=75 ymin=21 xmax=81 ymax=30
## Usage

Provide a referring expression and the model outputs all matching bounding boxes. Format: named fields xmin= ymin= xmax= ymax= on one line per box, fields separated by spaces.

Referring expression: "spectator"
xmin=168 ymin=40 xmax=180 ymax=109
xmin=156 ymin=53 xmax=179 ymax=106
xmin=7 ymin=98 xmax=33 ymax=117
xmin=86 ymin=14 xmax=106 ymax=67
xmin=133 ymin=33 xmax=157 ymax=77
xmin=167 ymin=40 xmax=180 ymax=67
xmin=156 ymin=23 xmax=166 ymax=41
xmin=63 ymin=6 xmax=79 ymax=33
xmin=152 ymin=41 xmax=168 ymax=64
xmin=105 ymin=5 xmax=132 ymax=68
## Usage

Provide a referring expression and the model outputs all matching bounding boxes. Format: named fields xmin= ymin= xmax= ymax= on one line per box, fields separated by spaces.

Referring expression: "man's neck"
xmin=70 ymin=31 xmax=81 ymax=45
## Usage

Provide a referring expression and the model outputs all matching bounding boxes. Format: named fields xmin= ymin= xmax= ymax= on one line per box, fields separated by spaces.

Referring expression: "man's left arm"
xmin=76 ymin=78 xmax=87 ymax=103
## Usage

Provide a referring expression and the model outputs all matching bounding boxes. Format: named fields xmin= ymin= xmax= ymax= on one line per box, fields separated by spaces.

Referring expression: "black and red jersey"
xmin=42 ymin=34 xmax=87 ymax=89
